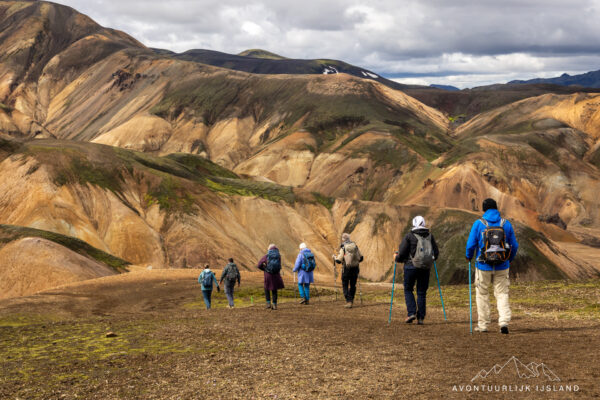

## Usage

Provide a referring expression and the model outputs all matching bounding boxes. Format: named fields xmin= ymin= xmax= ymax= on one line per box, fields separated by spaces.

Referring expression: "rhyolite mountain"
xmin=0 ymin=1 xmax=599 ymax=298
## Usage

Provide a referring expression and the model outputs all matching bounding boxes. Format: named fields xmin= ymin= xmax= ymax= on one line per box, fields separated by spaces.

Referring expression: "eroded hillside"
xmin=0 ymin=1 xmax=599 ymax=298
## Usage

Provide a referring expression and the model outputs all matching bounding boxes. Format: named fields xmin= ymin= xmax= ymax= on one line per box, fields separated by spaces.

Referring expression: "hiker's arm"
xmin=213 ymin=272 xmax=220 ymax=290
xmin=257 ymin=255 xmax=267 ymax=270
xmin=506 ymin=221 xmax=519 ymax=262
xmin=334 ymin=247 xmax=344 ymax=264
xmin=198 ymin=272 xmax=203 ymax=284
xmin=220 ymin=267 xmax=227 ymax=284
xmin=396 ymin=235 xmax=410 ymax=262
xmin=465 ymin=222 xmax=479 ymax=260
xmin=358 ymin=247 xmax=363 ymax=263
xmin=431 ymin=234 xmax=440 ymax=260
xmin=293 ymin=253 xmax=302 ymax=272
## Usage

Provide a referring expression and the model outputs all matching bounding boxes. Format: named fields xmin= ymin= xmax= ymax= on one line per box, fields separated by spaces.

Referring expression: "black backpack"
xmin=225 ymin=263 xmax=239 ymax=281
xmin=266 ymin=249 xmax=281 ymax=274
xmin=478 ymin=219 xmax=511 ymax=265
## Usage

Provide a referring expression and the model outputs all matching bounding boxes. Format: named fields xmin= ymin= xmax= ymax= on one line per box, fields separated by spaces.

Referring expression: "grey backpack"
xmin=411 ymin=234 xmax=434 ymax=269
xmin=343 ymin=242 xmax=361 ymax=267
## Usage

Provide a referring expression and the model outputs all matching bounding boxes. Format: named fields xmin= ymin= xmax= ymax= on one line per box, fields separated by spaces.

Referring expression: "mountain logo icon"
xmin=471 ymin=356 xmax=561 ymax=382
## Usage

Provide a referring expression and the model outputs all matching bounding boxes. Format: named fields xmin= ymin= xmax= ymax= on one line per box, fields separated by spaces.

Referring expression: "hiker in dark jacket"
xmin=257 ymin=244 xmax=285 ymax=310
xmin=466 ymin=198 xmax=519 ymax=334
xmin=395 ymin=216 xmax=439 ymax=324
xmin=334 ymin=233 xmax=363 ymax=308
xmin=220 ymin=258 xmax=241 ymax=308
xmin=198 ymin=264 xmax=220 ymax=310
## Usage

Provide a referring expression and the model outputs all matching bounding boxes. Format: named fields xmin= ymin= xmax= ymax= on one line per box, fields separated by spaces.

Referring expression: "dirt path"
xmin=0 ymin=271 xmax=598 ymax=399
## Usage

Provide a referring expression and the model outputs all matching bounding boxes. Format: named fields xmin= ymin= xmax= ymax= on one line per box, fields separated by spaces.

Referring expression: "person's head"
xmin=268 ymin=243 xmax=276 ymax=251
xmin=204 ymin=264 xmax=210 ymax=269
xmin=412 ymin=215 xmax=426 ymax=230
xmin=482 ymin=198 xmax=498 ymax=212
xmin=341 ymin=233 xmax=351 ymax=242
xmin=299 ymin=242 xmax=307 ymax=250
xmin=228 ymin=258 xmax=234 ymax=263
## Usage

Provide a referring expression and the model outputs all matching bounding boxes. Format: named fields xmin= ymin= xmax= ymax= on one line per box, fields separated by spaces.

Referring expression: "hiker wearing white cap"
xmin=293 ymin=243 xmax=316 ymax=305
xmin=334 ymin=233 xmax=363 ymax=308
xmin=395 ymin=216 xmax=439 ymax=324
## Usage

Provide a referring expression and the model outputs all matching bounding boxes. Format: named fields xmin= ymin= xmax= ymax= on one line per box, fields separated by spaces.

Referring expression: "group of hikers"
xmin=198 ymin=198 xmax=519 ymax=334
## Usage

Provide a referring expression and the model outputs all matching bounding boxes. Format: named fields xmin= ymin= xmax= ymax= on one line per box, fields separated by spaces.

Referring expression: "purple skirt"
xmin=264 ymin=272 xmax=285 ymax=291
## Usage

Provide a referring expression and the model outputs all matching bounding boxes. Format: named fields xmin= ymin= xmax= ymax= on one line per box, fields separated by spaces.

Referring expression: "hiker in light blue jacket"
xmin=293 ymin=243 xmax=315 ymax=305
xmin=198 ymin=264 xmax=220 ymax=309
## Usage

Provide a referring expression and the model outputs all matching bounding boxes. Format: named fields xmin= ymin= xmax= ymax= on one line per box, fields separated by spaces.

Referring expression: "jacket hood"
xmin=483 ymin=209 xmax=502 ymax=223
xmin=412 ymin=228 xmax=430 ymax=236
xmin=300 ymin=247 xmax=311 ymax=253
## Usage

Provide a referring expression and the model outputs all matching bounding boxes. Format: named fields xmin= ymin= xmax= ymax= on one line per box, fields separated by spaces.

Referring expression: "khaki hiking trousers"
xmin=475 ymin=268 xmax=511 ymax=330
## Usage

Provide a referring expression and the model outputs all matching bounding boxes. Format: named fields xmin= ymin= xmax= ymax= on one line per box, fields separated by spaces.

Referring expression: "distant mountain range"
xmin=150 ymin=47 xmax=413 ymax=91
xmin=510 ymin=70 xmax=600 ymax=88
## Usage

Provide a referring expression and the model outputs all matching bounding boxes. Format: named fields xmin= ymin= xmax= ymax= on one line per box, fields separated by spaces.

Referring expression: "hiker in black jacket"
xmin=395 ymin=216 xmax=439 ymax=325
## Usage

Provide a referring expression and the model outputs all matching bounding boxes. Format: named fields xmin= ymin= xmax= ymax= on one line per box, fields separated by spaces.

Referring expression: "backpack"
xmin=202 ymin=270 xmax=214 ymax=288
xmin=478 ymin=218 xmax=511 ymax=266
xmin=266 ymin=249 xmax=281 ymax=274
xmin=301 ymin=250 xmax=316 ymax=272
xmin=225 ymin=263 xmax=239 ymax=282
xmin=343 ymin=242 xmax=361 ymax=268
xmin=410 ymin=233 xmax=434 ymax=269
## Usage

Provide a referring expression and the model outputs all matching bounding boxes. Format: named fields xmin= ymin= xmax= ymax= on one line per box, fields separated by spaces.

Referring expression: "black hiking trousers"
xmin=265 ymin=289 xmax=278 ymax=304
xmin=342 ymin=266 xmax=359 ymax=303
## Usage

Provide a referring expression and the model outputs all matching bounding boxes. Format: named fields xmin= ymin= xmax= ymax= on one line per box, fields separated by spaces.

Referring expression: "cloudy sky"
xmin=54 ymin=0 xmax=600 ymax=88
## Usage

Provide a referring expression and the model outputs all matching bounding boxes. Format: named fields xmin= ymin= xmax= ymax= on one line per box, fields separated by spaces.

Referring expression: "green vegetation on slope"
xmin=149 ymin=74 xmax=452 ymax=163
xmin=0 ymin=225 xmax=129 ymax=272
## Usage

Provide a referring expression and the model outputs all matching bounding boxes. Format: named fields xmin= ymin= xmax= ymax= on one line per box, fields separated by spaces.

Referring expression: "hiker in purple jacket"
xmin=293 ymin=243 xmax=315 ymax=305
xmin=257 ymin=244 xmax=285 ymax=310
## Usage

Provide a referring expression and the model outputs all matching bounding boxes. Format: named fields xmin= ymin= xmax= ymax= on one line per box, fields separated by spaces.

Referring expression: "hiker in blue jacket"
xmin=198 ymin=264 xmax=220 ymax=309
xmin=293 ymin=243 xmax=315 ymax=305
xmin=466 ymin=198 xmax=519 ymax=334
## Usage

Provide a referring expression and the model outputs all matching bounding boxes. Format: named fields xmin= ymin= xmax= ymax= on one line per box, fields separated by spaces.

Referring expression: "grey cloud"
xmin=52 ymin=0 xmax=600 ymax=88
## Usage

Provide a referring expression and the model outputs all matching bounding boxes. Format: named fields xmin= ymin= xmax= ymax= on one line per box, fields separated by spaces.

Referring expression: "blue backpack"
xmin=301 ymin=250 xmax=316 ymax=272
xmin=266 ymin=249 xmax=281 ymax=274
xmin=202 ymin=271 xmax=213 ymax=288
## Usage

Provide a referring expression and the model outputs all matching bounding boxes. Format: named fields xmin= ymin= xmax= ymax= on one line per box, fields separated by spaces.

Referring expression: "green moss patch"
xmin=0 ymin=224 xmax=129 ymax=272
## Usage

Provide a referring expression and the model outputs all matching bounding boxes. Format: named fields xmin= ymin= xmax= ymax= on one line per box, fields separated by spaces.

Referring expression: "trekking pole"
xmin=332 ymin=256 xmax=338 ymax=301
xmin=388 ymin=252 xmax=398 ymax=324
xmin=468 ymin=261 xmax=473 ymax=334
xmin=358 ymin=278 xmax=363 ymax=305
xmin=313 ymin=283 xmax=320 ymax=303
xmin=433 ymin=261 xmax=447 ymax=321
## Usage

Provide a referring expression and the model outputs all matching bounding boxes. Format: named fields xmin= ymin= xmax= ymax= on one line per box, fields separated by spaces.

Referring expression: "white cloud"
xmin=51 ymin=0 xmax=600 ymax=87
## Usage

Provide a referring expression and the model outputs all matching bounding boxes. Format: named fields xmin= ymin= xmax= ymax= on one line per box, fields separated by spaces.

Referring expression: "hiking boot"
xmin=303 ymin=300 xmax=309 ymax=305
xmin=265 ymin=303 xmax=272 ymax=309
xmin=417 ymin=319 xmax=424 ymax=325
xmin=272 ymin=303 xmax=278 ymax=310
xmin=501 ymin=326 xmax=509 ymax=334
xmin=299 ymin=298 xmax=306 ymax=304
xmin=475 ymin=327 xmax=488 ymax=333
xmin=344 ymin=302 xmax=353 ymax=308
xmin=405 ymin=315 xmax=416 ymax=324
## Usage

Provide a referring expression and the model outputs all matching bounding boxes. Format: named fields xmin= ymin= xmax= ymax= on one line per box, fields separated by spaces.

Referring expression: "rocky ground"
xmin=1 ymin=270 xmax=598 ymax=399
